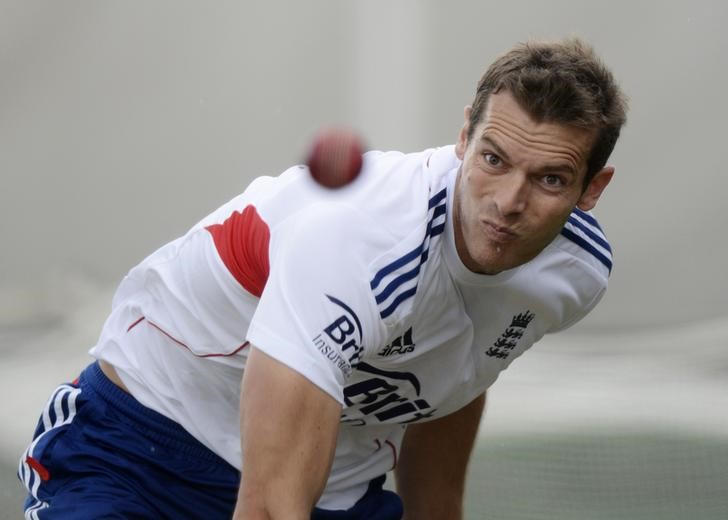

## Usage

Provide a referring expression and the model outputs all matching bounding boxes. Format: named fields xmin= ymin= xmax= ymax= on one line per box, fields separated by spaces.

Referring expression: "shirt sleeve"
xmin=245 ymin=202 xmax=387 ymax=404
xmin=547 ymin=251 xmax=609 ymax=333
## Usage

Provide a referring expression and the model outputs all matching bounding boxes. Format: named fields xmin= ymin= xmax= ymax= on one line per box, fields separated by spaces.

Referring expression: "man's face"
xmin=453 ymin=91 xmax=613 ymax=274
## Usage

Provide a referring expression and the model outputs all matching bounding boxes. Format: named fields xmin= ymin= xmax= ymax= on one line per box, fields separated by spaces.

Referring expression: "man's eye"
xmin=543 ymin=175 xmax=564 ymax=187
xmin=484 ymin=153 xmax=501 ymax=166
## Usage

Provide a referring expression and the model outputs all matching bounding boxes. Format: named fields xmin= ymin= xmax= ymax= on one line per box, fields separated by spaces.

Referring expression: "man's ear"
xmin=577 ymin=166 xmax=614 ymax=211
xmin=455 ymin=106 xmax=472 ymax=160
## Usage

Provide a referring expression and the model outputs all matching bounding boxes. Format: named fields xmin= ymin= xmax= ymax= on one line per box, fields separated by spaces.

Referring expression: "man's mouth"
xmin=483 ymin=220 xmax=518 ymax=242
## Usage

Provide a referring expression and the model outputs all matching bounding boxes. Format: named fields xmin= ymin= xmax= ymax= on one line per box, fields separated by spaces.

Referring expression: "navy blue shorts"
xmin=18 ymin=362 xmax=402 ymax=519
xmin=18 ymin=362 xmax=240 ymax=519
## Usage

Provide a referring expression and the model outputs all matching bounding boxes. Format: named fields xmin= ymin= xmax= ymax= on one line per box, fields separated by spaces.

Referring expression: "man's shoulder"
xmin=550 ymin=207 xmax=613 ymax=281
xmin=303 ymin=146 xmax=456 ymax=240
xmin=361 ymin=145 xmax=458 ymax=186
xmin=516 ymin=208 xmax=611 ymax=332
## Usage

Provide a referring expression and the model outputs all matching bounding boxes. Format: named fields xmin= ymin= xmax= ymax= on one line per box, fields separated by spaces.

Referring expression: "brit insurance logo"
xmin=485 ymin=311 xmax=535 ymax=360
xmin=311 ymin=294 xmax=364 ymax=378
xmin=341 ymin=363 xmax=435 ymax=426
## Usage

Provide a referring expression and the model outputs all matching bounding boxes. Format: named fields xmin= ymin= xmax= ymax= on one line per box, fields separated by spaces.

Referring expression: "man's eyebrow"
xmin=534 ymin=162 xmax=578 ymax=176
xmin=482 ymin=135 xmax=577 ymax=176
xmin=480 ymin=136 xmax=511 ymax=163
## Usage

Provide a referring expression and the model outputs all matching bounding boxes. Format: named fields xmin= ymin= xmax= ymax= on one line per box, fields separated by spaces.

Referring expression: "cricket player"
xmin=19 ymin=38 xmax=627 ymax=519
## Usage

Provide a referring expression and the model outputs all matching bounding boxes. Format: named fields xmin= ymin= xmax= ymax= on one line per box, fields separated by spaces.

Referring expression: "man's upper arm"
xmin=234 ymin=347 xmax=342 ymax=519
xmin=395 ymin=392 xmax=486 ymax=520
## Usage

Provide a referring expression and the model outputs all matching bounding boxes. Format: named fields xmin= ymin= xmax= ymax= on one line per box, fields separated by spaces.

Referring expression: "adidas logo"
xmin=378 ymin=327 xmax=415 ymax=357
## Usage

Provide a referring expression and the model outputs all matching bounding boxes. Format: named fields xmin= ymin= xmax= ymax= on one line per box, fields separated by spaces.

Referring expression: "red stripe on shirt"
xmin=127 ymin=316 xmax=146 ymax=332
xmin=374 ymin=438 xmax=398 ymax=470
xmin=384 ymin=440 xmax=398 ymax=469
xmin=146 ymin=319 xmax=250 ymax=357
xmin=205 ymin=205 xmax=270 ymax=297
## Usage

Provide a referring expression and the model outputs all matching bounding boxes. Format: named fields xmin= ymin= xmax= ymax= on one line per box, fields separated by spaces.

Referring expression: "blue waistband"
xmin=80 ymin=361 xmax=234 ymax=465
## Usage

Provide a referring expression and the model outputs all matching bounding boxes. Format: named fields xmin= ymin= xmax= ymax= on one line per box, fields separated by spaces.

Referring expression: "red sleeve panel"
xmin=205 ymin=205 xmax=270 ymax=297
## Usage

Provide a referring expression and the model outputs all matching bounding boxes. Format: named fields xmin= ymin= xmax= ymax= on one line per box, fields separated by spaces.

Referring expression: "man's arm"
xmin=233 ymin=347 xmax=342 ymax=519
xmin=395 ymin=392 xmax=486 ymax=520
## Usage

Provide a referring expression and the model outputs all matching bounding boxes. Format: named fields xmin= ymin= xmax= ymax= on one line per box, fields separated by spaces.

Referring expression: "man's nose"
xmin=493 ymin=172 xmax=528 ymax=216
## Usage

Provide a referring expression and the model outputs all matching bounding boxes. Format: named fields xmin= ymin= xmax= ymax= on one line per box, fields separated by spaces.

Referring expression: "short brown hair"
xmin=468 ymin=38 xmax=628 ymax=186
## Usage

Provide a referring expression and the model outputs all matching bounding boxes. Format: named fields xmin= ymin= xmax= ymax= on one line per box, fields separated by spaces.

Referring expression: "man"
xmin=19 ymin=38 xmax=627 ymax=519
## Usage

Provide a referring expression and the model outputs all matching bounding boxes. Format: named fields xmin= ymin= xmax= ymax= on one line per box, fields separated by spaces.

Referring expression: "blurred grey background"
xmin=1 ymin=1 xmax=727 ymax=518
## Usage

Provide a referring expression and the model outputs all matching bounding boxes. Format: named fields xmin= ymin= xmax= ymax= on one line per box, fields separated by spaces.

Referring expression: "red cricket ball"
xmin=306 ymin=128 xmax=364 ymax=189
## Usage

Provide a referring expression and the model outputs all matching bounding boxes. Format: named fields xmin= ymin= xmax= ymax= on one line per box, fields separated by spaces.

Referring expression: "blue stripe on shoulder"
xmin=567 ymin=216 xmax=611 ymax=253
xmin=375 ymin=263 xmax=421 ymax=304
xmin=428 ymin=188 xmax=447 ymax=209
xmin=380 ymin=287 xmax=418 ymax=319
xmin=560 ymin=227 xmax=613 ymax=272
xmin=573 ymin=208 xmax=602 ymax=231
xmin=370 ymin=244 xmax=423 ymax=291
xmin=370 ymin=190 xmax=447 ymax=291
xmin=370 ymin=188 xmax=448 ymax=319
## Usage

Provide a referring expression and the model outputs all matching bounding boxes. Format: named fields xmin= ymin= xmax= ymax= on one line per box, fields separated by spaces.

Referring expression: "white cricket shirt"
xmin=90 ymin=145 xmax=612 ymax=510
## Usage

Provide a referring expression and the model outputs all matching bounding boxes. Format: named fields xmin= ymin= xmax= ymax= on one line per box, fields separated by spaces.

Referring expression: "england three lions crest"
xmin=485 ymin=311 xmax=535 ymax=359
